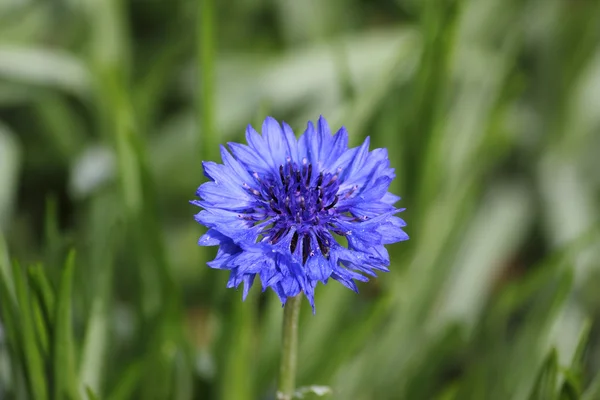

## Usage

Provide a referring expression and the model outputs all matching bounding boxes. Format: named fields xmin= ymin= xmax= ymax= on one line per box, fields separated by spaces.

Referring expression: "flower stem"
xmin=277 ymin=294 xmax=302 ymax=400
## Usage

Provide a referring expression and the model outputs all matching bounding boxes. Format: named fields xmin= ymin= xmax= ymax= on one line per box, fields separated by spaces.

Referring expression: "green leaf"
xmin=218 ymin=296 xmax=256 ymax=400
xmin=528 ymin=349 xmax=559 ymax=400
xmin=582 ymin=370 xmax=600 ymax=400
xmin=0 ymin=230 xmax=15 ymax=303
xmin=106 ymin=360 xmax=144 ymax=400
xmin=79 ymin=258 xmax=113 ymax=397
xmin=12 ymin=260 xmax=48 ymax=400
xmin=31 ymin=295 xmax=49 ymax=357
xmin=559 ymin=373 xmax=580 ymax=400
xmin=53 ymin=250 xmax=79 ymax=400
xmin=28 ymin=264 xmax=56 ymax=328
xmin=85 ymin=386 xmax=100 ymax=400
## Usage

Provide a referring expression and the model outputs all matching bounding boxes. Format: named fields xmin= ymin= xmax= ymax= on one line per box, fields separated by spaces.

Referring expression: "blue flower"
xmin=191 ymin=116 xmax=408 ymax=311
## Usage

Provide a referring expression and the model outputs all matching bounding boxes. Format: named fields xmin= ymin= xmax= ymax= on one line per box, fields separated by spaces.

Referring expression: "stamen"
xmin=344 ymin=185 xmax=359 ymax=199
xmin=324 ymin=195 xmax=338 ymax=210
xmin=279 ymin=165 xmax=286 ymax=185
xmin=302 ymin=234 xmax=311 ymax=264
xmin=248 ymin=160 xmax=344 ymax=249
xmin=290 ymin=232 xmax=299 ymax=253
xmin=270 ymin=200 xmax=281 ymax=214
xmin=285 ymin=196 xmax=291 ymax=214
xmin=316 ymin=234 xmax=330 ymax=259
xmin=268 ymin=186 xmax=277 ymax=201
xmin=270 ymin=228 xmax=288 ymax=245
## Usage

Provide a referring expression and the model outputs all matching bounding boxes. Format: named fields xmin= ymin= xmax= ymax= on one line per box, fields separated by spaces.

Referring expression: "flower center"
xmin=247 ymin=158 xmax=347 ymax=264
xmin=270 ymin=160 xmax=339 ymax=224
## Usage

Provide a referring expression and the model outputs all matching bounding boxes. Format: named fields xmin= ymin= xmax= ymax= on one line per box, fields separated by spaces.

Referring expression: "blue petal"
xmin=306 ymin=254 xmax=332 ymax=281
xmin=298 ymin=121 xmax=318 ymax=166
xmin=330 ymin=271 xmax=361 ymax=292
xmin=195 ymin=209 xmax=263 ymax=243
xmin=260 ymin=265 xmax=281 ymax=290
xmin=305 ymin=232 xmax=333 ymax=281
xmin=262 ymin=117 xmax=287 ymax=166
xmin=323 ymin=126 xmax=349 ymax=170
xmin=340 ymin=137 xmax=370 ymax=183
xmin=272 ymin=283 xmax=288 ymax=305
xmin=280 ymin=275 xmax=301 ymax=297
xmin=198 ymin=228 xmax=227 ymax=246
xmin=219 ymin=145 xmax=257 ymax=187
xmin=226 ymin=268 xmax=243 ymax=288
xmin=242 ymin=274 xmax=256 ymax=300
xmin=349 ymin=201 xmax=396 ymax=218
xmin=207 ymin=241 xmax=241 ymax=269
xmin=246 ymin=124 xmax=275 ymax=168
xmin=327 ymin=146 xmax=358 ymax=174
xmin=338 ymin=147 xmax=393 ymax=193
xmin=314 ymin=116 xmax=332 ymax=164
xmin=196 ymin=181 xmax=254 ymax=210
xmin=228 ymin=142 xmax=272 ymax=175
xmin=303 ymin=280 xmax=317 ymax=314
xmin=381 ymin=192 xmax=401 ymax=205
xmin=348 ymin=175 xmax=392 ymax=205
xmin=281 ymin=122 xmax=299 ymax=163
xmin=377 ymin=217 xmax=409 ymax=244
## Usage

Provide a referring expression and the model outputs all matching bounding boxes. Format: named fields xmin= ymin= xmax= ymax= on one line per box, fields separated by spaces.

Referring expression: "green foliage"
xmin=1 ymin=0 xmax=600 ymax=399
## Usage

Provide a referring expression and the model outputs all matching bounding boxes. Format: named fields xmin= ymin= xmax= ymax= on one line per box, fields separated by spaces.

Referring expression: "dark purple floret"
xmin=191 ymin=116 xmax=408 ymax=311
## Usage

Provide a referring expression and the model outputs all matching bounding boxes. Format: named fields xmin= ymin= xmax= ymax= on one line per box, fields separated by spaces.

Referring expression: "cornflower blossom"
xmin=192 ymin=116 xmax=408 ymax=311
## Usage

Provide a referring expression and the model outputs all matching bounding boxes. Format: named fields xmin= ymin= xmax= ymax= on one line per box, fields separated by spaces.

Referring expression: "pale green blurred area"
xmin=1 ymin=0 xmax=600 ymax=399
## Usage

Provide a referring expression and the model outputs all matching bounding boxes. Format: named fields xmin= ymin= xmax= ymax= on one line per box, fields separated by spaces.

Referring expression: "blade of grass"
xmin=78 ymin=263 xmax=112 ymax=397
xmin=12 ymin=260 xmax=48 ymax=400
xmin=53 ymin=250 xmax=79 ymax=400
xmin=28 ymin=264 xmax=56 ymax=327
xmin=582 ymin=370 xmax=600 ymax=400
xmin=528 ymin=349 xmax=559 ymax=400
xmin=0 ymin=232 xmax=15 ymax=303
xmin=197 ymin=0 xmax=217 ymax=161
xmin=31 ymin=296 xmax=49 ymax=358
xmin=106 ymin=360 xmax=144 ymax=400
xmin=219 ymin=294 xmax=256 ymax=400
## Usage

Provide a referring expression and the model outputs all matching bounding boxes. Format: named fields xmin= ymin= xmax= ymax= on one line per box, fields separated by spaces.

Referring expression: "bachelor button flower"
xmin=191 ymin=116 xmax=408 ymax=311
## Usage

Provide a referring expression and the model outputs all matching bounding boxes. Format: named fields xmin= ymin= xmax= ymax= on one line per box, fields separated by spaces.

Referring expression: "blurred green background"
xmin=1 ymin=0 xmax=600 ymax=399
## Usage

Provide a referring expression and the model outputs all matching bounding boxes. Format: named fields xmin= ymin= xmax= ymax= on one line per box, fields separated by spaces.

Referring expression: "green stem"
xmin=278 ymin=295 xmax=302 ymax=400
xmin=197 ymin=0 xmax=216 ymax=161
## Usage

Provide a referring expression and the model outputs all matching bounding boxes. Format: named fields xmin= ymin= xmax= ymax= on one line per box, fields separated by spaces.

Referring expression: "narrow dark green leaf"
xmin=219 ymin=297 xmax=255 ymax=400
xmin=85 ymin=386 xmax=100 ymax=400
xmin=31 ymin=296 xmax=49 ymax=357
xmin=559 ymin=371 xmax=580 ymax=400
xmin=582 ymin=370 xmax=600 ymax=400
xmin=106 ymin=360 xmax=144 ymax=400
xmin=79 ymin=258 xmax=113 ymax=396
xmin=570 ymin=319 xmax=591 ymax=370
xmin=0 ymin=231 xmax=15 ymax=303
xmin=53 ymin=250 xmax=79 ymax=400
xmin=12 ymin=260 xmax=48 ymax=400
xmin=28 ymin=264 xmax=56 ymax=327
xmin=0 ymin=250 xmax=17 ymax=347
xmin=555 ymin=320 xmax=592 ymax=399
xmin=529 ymin=348 xmax=558 ymax=400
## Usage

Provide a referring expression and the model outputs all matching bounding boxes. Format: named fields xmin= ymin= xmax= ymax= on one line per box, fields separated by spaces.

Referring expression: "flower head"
xmin=192 ymin=116 xmax=408 ymax=311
